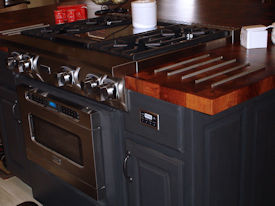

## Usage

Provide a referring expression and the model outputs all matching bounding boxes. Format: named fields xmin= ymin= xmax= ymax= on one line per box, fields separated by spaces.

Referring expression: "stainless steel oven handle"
xmin=123 ymin=151 xmax=133 ymax=182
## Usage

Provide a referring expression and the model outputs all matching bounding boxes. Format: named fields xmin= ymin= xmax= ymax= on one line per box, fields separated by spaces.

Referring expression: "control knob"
xmin=98 ymin=75 xmax=118 ymax=101
xmin=18 ymin=54 xmax=32 ymax=73
xmin=98 ymin=82 xmax=117 ymax=101
xmin=81 ymin=74 xmax=100 ymax=94
xmin=56 ymin=66 xmax=81 ymax=88
xmin=81 ymin=74 xmax=118 ymax=101
xmin=7 ymin=52 xmax=22 ymax=71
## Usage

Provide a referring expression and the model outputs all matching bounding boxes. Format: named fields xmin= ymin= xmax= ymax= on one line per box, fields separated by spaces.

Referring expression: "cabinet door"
xmin=0 ymin=86 xmax=29 ymax=184
xmin=125 ymin=140 xmax=184 ymax=206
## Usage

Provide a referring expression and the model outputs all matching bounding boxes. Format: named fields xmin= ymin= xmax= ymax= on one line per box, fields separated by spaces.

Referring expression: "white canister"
xmin=271 ymin=22 xmax=275 ymax=44
xmin=131 ymin=0 xmax=157 ymax=29
xmin=86 ymin=1 xmax=103 ymax=18
xmin=133 ymin=26 xmax=157 ymax=34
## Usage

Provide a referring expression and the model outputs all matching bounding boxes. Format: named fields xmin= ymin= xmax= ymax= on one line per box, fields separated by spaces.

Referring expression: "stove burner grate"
xmin=93 ymin=25 xmax=230 ymax=60
xmin=20 ymin=16 xmax=230 ymax=60
xmin=21 ymin=15 xmax=131 ymax=40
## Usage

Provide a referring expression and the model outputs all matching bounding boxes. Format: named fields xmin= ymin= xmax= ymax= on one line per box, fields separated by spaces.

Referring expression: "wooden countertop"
xmin=125 ymin=42 xmax=275 ymax=115
xmin=0 ymin=0 xmax=274 ymax=115
xmin=126 ymin=0 xmax=275 ymax=115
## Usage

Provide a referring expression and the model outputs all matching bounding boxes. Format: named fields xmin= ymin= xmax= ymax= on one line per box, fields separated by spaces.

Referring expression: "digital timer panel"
xmin=140 ymin=110 xmax=159 ymax=130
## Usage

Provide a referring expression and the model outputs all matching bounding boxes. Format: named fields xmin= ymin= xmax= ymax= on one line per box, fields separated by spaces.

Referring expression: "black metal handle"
xmin=12 ymin=100 xmax=18 ymax=117
xmin=12 ymin=100 xmax=22 ymax=124
xmin=123 ymin=151 xmax=133 ymax=182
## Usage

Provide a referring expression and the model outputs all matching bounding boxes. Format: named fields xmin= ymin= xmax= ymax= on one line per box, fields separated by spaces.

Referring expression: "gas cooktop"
xmin=5 ymin=15 xmax=232 ymax=111
xmin=21 ymin=15 xmax=231 ymax=60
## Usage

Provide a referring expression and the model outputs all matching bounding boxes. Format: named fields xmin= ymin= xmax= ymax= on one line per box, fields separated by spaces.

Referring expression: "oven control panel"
xmin=26 ymin=90 xmax=80 ymax=120
xmin=7 ymin=50 xmax=127 ymax=111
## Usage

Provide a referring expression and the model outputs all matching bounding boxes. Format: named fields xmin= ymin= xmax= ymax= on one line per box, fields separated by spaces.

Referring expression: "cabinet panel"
xmin=0 ymin=86 xmax=29 ymax=184
xmin=126 ymin=140 xmax=184 ymax=206
xmin=125 ymin=91 xmax=184 ymax=152
xmin=248 ymin=96 xmax=275 ymax=206
xmin=203 ymin=114 xmax=242 ymax=206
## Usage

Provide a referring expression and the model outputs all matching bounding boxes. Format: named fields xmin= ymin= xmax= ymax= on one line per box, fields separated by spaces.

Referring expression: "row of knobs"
xmin=7 ymin=52 xmax=118 ymax=102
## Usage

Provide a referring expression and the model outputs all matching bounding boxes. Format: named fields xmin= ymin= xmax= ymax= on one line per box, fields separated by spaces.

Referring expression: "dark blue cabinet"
xmin=0 ymin=86 xmax=30 ymax=184
xmin=125 ymin=90 xmax=275 ymax=206
xmin=125 ymin=139 xmax=184 ymax=206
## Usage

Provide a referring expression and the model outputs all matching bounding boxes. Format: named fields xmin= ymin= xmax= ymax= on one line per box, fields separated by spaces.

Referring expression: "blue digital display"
xmin=48 ymin=101 xmax=57 ymax=109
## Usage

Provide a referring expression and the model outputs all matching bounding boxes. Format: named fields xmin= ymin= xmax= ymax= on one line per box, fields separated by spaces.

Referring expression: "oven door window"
xmin=29 ymin=114 xmax=83 ymax=166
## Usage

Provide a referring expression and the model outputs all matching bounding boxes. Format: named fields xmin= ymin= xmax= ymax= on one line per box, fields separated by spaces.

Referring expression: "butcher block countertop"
xmin=126 ymin=0 xmax=275 ymax=115
xmin=0 ymin=0 xmax=275 ymax=115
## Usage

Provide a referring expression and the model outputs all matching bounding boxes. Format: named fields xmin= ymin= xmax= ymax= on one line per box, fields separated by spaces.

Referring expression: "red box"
xmin=75 ymin=7 xmax=87 ymax=20
xmin=57 ymin=4 xmax=87 ymax=22
xmin=54 ymin=10 xmax=64 ymax=24
xmin=66 ymin=9 xmax=76 ymax=23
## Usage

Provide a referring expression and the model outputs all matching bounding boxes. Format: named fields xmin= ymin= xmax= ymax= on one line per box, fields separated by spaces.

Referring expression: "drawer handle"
xmin=12 ymin=100 xmax=17 ymax=117
xmin=12 ymin=100 xmax=22 ymax=124
xmin=123 ymin=151 xmax=133 ymax=182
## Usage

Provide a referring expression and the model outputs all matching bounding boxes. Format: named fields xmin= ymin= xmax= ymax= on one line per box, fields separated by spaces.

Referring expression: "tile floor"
xmin=0 ymin=177 xmax=42 ymax=206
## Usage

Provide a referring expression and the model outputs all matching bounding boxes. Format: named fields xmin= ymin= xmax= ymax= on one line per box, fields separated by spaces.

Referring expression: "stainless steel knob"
xmin=7 ymin=57 xmax=17 ymax=70
xmin=7 ymin=52 xmax=22 ymax=70
xmin=57 ymin=71 xmax=72 ymax=87
xmin=98 ymin=83 xmax=116 ymax=101
xmin=81 ymin=74 xmax=99 ymax=94
xmin=57 ymin=66 xmax=81 ymax=88
xmin=30 ymin=55 xmax=40 ymax=72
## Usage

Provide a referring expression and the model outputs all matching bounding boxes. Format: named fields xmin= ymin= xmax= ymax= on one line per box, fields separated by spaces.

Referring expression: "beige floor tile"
xmin=0 ymin=177 xmax=42 ymax=206
xmin=0 ymin=186 xmax=21 ymax=206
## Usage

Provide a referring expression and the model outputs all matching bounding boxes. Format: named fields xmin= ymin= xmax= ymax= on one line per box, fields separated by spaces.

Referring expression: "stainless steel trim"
xmin=181 ymin=59 xmax=237 ymax=80
xmin=154 ymin=54 xmax=210 ymax=73
xmin=0 ymin=24 xmax=49 ymax=36
xmin=195 ymin=63 xmax=250 ymax=84
xmin=167 ymin=56 xmax=223 ymax=76
xmin=211 ymin=66 xmax=265 ymax=88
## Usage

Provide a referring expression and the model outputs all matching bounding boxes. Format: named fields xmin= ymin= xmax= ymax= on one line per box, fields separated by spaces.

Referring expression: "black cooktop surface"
xmin=21 ymin=15 xmax=231 ymax=60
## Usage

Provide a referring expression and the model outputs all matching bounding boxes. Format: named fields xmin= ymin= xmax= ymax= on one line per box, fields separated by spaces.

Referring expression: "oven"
xmin=16 ymin=84 xmax=105 ymax=200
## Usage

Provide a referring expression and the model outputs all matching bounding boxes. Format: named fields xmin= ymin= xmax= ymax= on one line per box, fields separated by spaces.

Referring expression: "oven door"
xmin=17 ymin=85 xmax=104 ymax=200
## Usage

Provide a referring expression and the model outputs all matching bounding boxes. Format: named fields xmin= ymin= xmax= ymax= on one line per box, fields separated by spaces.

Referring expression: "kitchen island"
xmin=0 ymin=1 xmax=274 ymax=206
